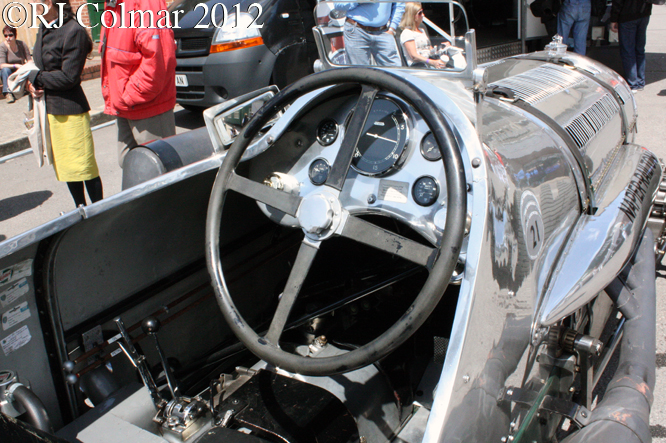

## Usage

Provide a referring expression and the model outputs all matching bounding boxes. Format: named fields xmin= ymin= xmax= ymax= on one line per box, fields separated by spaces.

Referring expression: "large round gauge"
xmin=413 ymin=176 xmax=439 ymax=206
xmin=317 ymin=119 xmax=339 ymax=146
xmin=309 ymin=158 xmax=331 ymax=185
xmin=420 ymin=132 xmax=441 ymax=161
xmin=351 ymin=98 xmax=408 ymax=175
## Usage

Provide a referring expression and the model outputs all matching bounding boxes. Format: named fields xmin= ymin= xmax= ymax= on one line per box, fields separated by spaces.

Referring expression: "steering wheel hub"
xmin=297 ymin=191 xmax=342 ymax=239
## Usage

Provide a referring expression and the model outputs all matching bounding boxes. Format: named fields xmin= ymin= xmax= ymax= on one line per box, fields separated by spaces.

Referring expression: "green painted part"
xmin=513 ymin=375 xmax=557 ymax=443
xmin=87 ymin=0 xmax=105 ymax=43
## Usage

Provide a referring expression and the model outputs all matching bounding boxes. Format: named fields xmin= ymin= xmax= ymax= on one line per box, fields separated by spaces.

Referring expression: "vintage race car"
xmin=0 ymin=2 xmax=663 ymax=443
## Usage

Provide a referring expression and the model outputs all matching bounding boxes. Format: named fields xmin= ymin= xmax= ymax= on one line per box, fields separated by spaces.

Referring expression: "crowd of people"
xmin=0 ymin=0 xmax=658 ymax=209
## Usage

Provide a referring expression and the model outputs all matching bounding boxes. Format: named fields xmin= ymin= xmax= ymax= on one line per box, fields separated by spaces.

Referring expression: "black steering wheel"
xmin=206 ymin=68 xmax=467 ymax=376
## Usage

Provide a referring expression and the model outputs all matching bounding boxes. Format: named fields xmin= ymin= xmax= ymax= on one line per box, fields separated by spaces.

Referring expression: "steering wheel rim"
xmin=206 ymin=67 xmax=467 ymax=376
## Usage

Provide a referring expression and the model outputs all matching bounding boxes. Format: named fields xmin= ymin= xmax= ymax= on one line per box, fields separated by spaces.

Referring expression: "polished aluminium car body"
xmin=0 ymin=2 xmax=661 ymax=443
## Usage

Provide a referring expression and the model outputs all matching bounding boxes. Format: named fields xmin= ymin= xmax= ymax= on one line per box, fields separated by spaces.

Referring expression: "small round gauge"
xmin=413 ymin=176 xmax=439 ymax=206
xmin=309 ymin=158 xmax=331 ymax=185
xmin=317 ymin=119 xmax=339 ymax=146
xmin=351 ymin=98 xmax=408 ymax=176
xmin=420 ymin=132 xmax=441 ymax=161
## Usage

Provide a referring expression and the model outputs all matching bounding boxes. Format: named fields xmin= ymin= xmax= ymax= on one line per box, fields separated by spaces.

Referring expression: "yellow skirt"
xmin=48 ymin=113 xmax=99 ymax=182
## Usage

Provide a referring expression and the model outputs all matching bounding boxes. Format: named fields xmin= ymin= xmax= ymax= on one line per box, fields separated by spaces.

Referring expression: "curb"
xmin=0 ymin=110 xmax=115 ymax=158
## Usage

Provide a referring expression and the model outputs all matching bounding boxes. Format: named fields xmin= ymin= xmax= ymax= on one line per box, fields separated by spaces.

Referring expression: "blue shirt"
xmin=334 ymin=2 xmax=405 ymax=30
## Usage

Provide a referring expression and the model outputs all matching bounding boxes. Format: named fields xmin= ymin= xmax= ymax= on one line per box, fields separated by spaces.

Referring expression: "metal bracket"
xmin=497 ymin=386 xmax=539 ymax=407
xmin=538 ymin=395 xmax=592 ymax=428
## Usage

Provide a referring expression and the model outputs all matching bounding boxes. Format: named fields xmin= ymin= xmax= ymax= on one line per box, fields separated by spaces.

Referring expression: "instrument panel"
xmin=249 ymin=90 xmax=451 ymax=245
xmin=309 ymin=94 xmax=445 ymax=209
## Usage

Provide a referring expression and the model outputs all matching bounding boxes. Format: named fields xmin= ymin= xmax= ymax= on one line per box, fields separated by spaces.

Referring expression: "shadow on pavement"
xmin=0 ymin=191 xmax=53 ymax=222
xmin=0 ymin=235 xmax=5 ymax=242
xmin=175 ymin=108 xmax=205 ymax=130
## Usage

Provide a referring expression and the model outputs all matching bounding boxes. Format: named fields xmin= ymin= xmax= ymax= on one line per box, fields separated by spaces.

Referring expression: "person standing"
xmin=610 ymin=0 xmax=652 ymax=92
xmin=100 ymin=0 xmax=177 ymax=168
xmin=334 ymin=2 xmax=405 ymax=66
xmin=1 ymin=26 xmax=32 ymax=103
xmin=28 ymin=0 xmax=103 ymax=208
xmin=557 ymin=0 xmax=592 ymax=55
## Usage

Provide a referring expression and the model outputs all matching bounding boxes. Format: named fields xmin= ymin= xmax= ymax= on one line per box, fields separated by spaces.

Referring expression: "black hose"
xmin=11 ymin=384 xmax=53 ymax=433
xmin=562 ymin=230 xmax=656 ymax=443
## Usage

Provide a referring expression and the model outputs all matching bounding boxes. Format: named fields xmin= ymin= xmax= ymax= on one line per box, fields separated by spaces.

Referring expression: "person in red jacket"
xmin=100 ymin=0 xmax=177 ymax=168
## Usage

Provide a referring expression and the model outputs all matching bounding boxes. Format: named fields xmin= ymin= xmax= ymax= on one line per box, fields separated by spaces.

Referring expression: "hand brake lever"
xmin=114 ymin=317 xmax=166 ymax=409
xmin=142 ymin=317 xmax=181 ymax=399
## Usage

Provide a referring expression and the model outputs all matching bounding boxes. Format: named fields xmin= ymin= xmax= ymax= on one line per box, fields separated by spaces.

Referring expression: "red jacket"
xmin=100 ymin=0 xmax=176 ymax=120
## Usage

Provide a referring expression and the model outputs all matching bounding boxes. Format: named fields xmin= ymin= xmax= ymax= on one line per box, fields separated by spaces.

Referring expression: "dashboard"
xmin=246 ymin=88 xmax=454 ymax=246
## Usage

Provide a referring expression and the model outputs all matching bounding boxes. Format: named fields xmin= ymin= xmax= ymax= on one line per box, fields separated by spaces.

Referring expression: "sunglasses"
xmin=4 ymin=34 xmax=14 ymax=37
xmin=417 ymin=10 xmax=424 ymax=15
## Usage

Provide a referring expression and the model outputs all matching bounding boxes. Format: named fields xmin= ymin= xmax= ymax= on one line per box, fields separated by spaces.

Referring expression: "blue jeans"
xmin=557 ymin=0 xmax=591 ymax=55
xmin=343 ymin=22 xmax=401 ymax=67
xmin=1 ymin=67 xmax=17 ymax=94
xmin=618 ymin=16 xmax=650 ymax=90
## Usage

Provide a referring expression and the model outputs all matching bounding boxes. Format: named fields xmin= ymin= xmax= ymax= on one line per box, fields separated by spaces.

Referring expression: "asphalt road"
xmin=0 ymin=107 xmax=204 ymax=242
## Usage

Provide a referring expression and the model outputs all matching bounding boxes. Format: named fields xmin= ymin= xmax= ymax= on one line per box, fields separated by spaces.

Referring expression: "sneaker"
xmin=5 ymin=93 xmax=15 ymax=103
xmin=631 ymin=87 xmax=644 ymax=93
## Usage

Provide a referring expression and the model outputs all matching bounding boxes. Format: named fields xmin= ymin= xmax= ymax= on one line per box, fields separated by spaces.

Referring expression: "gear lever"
xmin=114 ymin=317 xmax=165 ymax=408
xmin=142 ymin=316 xmax=181 ymax=399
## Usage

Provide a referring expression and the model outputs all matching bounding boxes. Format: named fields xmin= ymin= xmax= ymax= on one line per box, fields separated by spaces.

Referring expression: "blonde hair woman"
xmin=399 ymin=3 xmax=445 ymax=69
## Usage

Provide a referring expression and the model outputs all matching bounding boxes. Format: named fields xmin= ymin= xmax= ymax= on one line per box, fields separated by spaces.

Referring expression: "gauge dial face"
xmin=351 ymin=98 xmax=408 ymax=175
xmin=309 ymin=158 xmax=331 ymax=185
xmin=421 ymin=132 xmax=441 ymax=161
xmin=317 ymin=119 xmax=339 ymax=146
xmin=413 ymin=176 xmax=439 ymax=206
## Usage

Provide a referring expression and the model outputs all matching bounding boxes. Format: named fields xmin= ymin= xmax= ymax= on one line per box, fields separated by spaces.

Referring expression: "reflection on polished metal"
xmin=0 ymin=3 xmax=660 ymax=442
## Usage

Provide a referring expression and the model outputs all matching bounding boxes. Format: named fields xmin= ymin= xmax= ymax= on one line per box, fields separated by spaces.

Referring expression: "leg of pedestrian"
xmin=117 ymin=117 xmax=139 ymax=168
xmin=634 ymin=16 xmax=649 ymax=90
xmin=344 ymin=22 xmax=374 ymax=65
xmin=618 ymin=19 xmax=639 ymax=89
xmin=373 ymin=31 xmax=402 ymax=67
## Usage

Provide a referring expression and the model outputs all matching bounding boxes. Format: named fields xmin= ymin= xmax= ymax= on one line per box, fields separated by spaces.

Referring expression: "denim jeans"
xmin=557 ymin=0 xmax=591 ymax=55
xmin=618 ymin=16 xmax=650 ymax=90
xmin=1 ymin=67 xmax=17 ymax=94
xmin=343 ymin=22 xmax=401 ymax=67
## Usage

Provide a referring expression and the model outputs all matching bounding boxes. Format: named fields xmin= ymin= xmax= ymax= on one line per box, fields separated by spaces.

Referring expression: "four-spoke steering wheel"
xmin=205 ymin=68 xmax=467 ymax=376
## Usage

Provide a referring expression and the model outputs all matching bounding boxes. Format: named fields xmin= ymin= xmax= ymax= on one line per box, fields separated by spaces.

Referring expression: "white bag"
xmin=25 ymin=96 xmax=52 ymax=168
